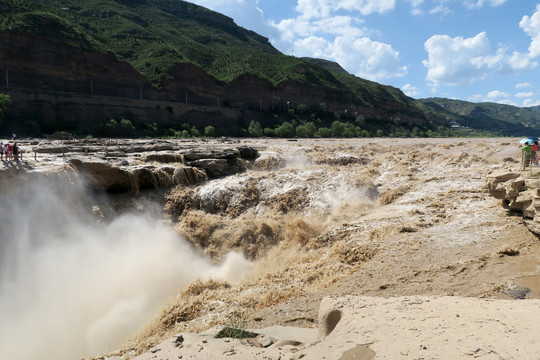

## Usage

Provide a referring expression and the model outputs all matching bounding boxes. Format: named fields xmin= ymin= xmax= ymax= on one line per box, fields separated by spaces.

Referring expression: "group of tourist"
xmin=522 ymin=138 xmax=539 ymax=167
xmin=0 ymin=142 xmax=22 ymax=161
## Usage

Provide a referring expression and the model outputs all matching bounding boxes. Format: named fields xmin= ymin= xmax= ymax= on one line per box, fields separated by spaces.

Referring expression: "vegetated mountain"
xmin=0 ymin=0 xmax=533 ymax=138
xmin=529 ymin=105 xmax=540 ymax=114
xmin=304 ymin=58 xmax=413 ymax=108
xmin=2 ymin=0 xmax=283 ymax=85
xmin=0 ymin=0 xmax=442 ymax=137
xmin=418 ymin=98 xmax=540 ymax=136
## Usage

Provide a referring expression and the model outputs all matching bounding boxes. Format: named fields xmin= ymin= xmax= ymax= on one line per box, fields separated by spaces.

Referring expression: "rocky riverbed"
xmin=1 ymin=137 xmax=540 ymax=360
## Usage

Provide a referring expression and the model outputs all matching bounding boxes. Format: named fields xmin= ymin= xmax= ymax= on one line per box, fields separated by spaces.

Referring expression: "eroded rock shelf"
xmin=487 ymin=171 xmax=540 ymax=236
xmin=0 ymin=138 xmax=258 ymax=194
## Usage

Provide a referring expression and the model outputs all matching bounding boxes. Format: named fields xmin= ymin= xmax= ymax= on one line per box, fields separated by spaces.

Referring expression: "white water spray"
xmin=0 ymin=176 xmax=251 ymax=360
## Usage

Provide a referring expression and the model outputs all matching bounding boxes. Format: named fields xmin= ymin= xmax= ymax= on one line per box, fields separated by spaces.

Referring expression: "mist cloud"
xmin=0 ymin=175 xmax=251 ymax=359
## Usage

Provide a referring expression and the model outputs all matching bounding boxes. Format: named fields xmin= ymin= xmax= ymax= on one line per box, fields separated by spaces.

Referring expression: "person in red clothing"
xmin=7 ymin=143 xmax=13 ymax=161
xmin=532 ymin=141 xmax=539 ymax=166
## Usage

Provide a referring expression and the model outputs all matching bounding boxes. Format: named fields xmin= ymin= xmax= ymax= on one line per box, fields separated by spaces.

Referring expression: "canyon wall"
xmin=0 ymin=30 xmax=419 ymax=133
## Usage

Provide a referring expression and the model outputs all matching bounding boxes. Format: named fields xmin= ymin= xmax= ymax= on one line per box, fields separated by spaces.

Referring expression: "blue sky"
xmin=186 ymin=0 xmax=540 ymax=107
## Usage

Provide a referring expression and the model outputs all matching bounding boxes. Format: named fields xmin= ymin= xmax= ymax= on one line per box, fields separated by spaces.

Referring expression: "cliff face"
xmin=0 ymin=29 xmax=416 ymax=133
xmin=0 ymin=138 xmax=258 ymax=194
xmin=1 ymin=31 xmax=151 ymax=97
xmin=486 ymin=171 xmax=540 ymax=237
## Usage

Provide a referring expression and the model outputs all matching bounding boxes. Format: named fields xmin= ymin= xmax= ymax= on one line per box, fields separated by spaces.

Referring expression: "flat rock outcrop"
xmin=486 ymin=171 xmax=540 ymax=235
xmin=129 ymin=295 xmax=540 ymax=360
xmin=1 ymin=139 xmax=258 ymax=194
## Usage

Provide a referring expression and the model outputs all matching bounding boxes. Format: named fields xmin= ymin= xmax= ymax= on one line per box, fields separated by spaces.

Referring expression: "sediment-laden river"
xmin=0 ymin=138 xmax=538 ymax=360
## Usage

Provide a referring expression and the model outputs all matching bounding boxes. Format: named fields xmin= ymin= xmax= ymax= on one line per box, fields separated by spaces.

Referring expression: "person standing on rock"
xmin=533 ymin=141 xmax=539 ymax=166
xmin=13 ymin=142 xmax=19 ymax=161
xmin=522 ymin=142 xmax=534 ymax=169
xmin=0 ymin=142 xmax=3 ymax=161
xmin=7 ymin=143 xmax=12 ymax=161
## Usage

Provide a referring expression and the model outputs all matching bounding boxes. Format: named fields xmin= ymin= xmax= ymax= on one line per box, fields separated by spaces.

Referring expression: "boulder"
xmin=317 ymin=297 xmax=343 ymax=340
xmin=533 ymin=196 xmax=540 ymax=211
xmin=69 ymin=159 xmax=192 ymax=193
xmin=131 ymin=166 xmax=176 ymax=192
xmin=69 ymin=158 xmax=132 ymax=193
xmin=257 ymin=335 xmax=273 ymax=348
xmin=488 ymin=182 xmax=507 ymax=199
xmin=173 ymin=166 xmax=207 ymax=186
xmin=143 ymin=153 xmax=185 ymax=163
xmin=509 ymin=193 xmax=533 ymax=211
xmin=487 ymin=172 xmax=540 ymax=238
xmin=486 ymin=172 xmax=520 ymax=182
xmin=489 ymin=188 xmax=507 ymax=200
xmin=189 ymin=158 xmax=244 ymax=178
xmin=51 ymin=131 xmax=74 ymax=140
xmin=511 ymin=179 xmax=526 ymax=191
xmin=524 ymin=203 xmax=536 ymax=219
xmin=182 ymin=148 xmax=240 ymax=161
xmin=237 ymin=146 xmax=258 ymax=159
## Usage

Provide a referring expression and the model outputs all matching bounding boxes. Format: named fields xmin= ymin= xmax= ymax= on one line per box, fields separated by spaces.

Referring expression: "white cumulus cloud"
xmin=463 ymin=0 xmax=508 ymax=9
xmin=429 ymin=4 xmax=452 ymax=15
xmin=520 ymin=4 xmax=540 ymax=58
xmin=270 ymin=1 xmax=406 ymax=81
xmin=423 ymin=32 xmax=493 ymax=86
xmin=336 ymin=37 xmax=407 ymax=80
xmin=411 ymin=0 xmax=506 ymax=14
xmin=487 ymin=90 xmax=511 ymax=100
xmin=293 ymin=36 xmax=330 ymax=58
xmin=516 ymin=82 xmax=533 ymax=89
xmin=186 ymin=0 xmax=407 ymax=82
xmin=469 ymin=89 xmax=540 ymax=106
xmin=292 ymin=34 xmax=407 ymax=81
xmin=402 ymin=83 xmax=420 ymax=97
xmin=523 ymin=98 xmax=540 ymax=107
xmin=423 ymin=31 xmax=536 ymax=87
xmin=468 ymin=90 xmax=512 ymax=104
xmin=295 ymin=0 xmax=395 ymax=19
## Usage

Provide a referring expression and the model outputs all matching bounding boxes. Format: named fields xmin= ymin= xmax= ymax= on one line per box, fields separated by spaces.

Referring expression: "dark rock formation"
xmin=66 ymin=144 xmax=257 ymax=193
xmin=0 ymin=139 xmax=258 ymax=194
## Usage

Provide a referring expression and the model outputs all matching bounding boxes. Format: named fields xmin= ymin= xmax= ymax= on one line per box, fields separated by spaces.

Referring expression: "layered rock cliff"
xmin=0 ymin=138 xmax=258 ymax=195
xmin=487 ymin=171 xmax=540 ymax=236
xmin=0 ymin=27 xmax=424 ymax=134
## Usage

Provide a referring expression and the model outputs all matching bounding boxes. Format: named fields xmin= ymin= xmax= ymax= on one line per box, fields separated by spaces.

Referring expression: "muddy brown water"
xmin=76 ymin=137 xmax=540 ymax=358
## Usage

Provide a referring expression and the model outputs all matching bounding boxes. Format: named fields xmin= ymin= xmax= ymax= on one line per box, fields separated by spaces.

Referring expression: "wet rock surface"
xmin=0 ymin=138 xmax=258 ymax=194
xmin=486 ymin=170 xmax=540 ymax=236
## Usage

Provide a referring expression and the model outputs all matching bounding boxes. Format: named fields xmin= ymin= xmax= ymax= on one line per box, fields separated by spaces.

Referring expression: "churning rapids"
xmin=1 ymin=137 xmax=540 ymax=360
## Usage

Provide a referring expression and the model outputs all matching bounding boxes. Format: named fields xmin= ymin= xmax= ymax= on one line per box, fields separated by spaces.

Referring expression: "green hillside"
xmin=0 ymin=0 xmax=346 ymax=89
xmin=418 ymin=98 xmax=540 ymax=135
xmin=304 ymin=57 xmax=412 ymax=107
xmin=2 ymin=0 xmax=540 ymax=137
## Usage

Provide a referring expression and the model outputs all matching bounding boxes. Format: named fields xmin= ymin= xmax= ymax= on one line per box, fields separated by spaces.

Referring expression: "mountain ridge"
xmin=0 ymin=0 xmax=539 ymax=137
